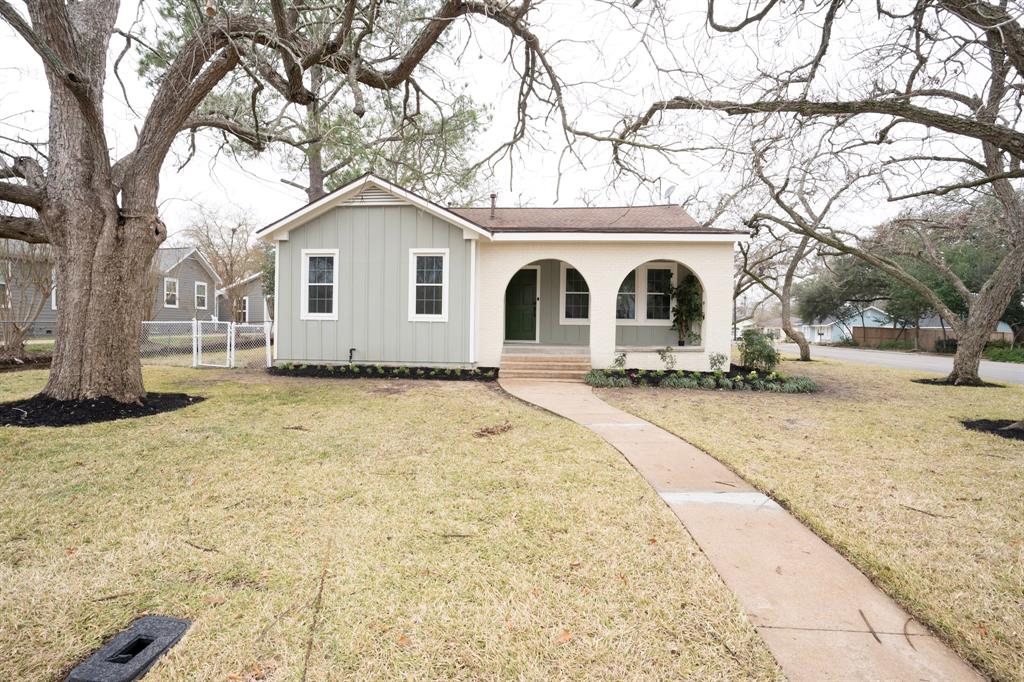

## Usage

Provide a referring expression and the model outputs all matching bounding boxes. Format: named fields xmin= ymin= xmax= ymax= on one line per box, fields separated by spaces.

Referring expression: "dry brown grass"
xmin=0 ymin=367 xmax=781 ymax=681
xmin=601 ymin=359 xmax=1024 ymax=682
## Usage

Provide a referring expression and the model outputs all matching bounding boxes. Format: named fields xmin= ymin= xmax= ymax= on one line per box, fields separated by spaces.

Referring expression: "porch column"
xmin=588 ymin=279 xmax=618 ymax=368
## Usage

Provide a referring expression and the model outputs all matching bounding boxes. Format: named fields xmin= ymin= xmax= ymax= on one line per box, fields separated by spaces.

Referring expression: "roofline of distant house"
xmin=161 ymin=247 xmax=223 ymax=285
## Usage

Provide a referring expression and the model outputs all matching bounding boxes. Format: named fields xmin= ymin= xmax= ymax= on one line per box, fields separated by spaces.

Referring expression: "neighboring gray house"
xmin=19 ymin=246 xmax=221 ymax=337
xmin=150 ymin=247 xmax=222 ymax=323
xmin=215 ymin=272 xmax=270 ymax=323
xmin=258 ymin=174 xmax=744 ymax=373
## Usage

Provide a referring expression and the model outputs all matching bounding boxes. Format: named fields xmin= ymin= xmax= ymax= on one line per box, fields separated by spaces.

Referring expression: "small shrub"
xmin=612 ymin=352 xmax=627 ymax=369
xmin=717 ymin=376 xmax=734 ymax=390
xmin=878 ymin=340 xmax=914 ymax=351
xmin=779 ymin=376 xmax=818 ymax=393
xmin=656 ymin=347 xmax=677 ymax=370
xmin=934 ymin=338 xmax=958 ymax=354
xmin=585 ymin=370 xmax=631 ymax=388
xmin=708 ymin=352 xmax=728 ymax=372
xmin=699 ymin=375 xmax=717 ymax=390
xmin=738 ymin=329 xmax=780 ymax=371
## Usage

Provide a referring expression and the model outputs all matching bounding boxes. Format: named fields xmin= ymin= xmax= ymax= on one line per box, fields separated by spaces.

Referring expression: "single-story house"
xmin=757 ymin=316 xmax=805 ymax=341
xmin=801 ymin=306 xmax=1014 ymax=348
xmin=799 ymin=306 xmax=892 ymax=344
xmin=151 ymin=247 xmax=223 ymax=326
xmin=215 ymin=273 xmax=271 ymax=324
xmin=7 ymin=245 xmax=222 ymax=337
xmin=257 ymin=174 xmax=745 ymax=373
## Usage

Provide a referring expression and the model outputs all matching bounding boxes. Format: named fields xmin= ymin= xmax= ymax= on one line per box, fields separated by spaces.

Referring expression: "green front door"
xmin=505 ymin=268 xmax=538 ymax=341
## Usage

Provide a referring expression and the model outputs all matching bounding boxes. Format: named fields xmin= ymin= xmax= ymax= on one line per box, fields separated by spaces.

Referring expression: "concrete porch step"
xmin=500 ymin=355 xmax=590 ymax=365
xmin=500 ymin=360 xmax=592 ymax=372
xmin=499 ymin=369 xmax=590 ymax=381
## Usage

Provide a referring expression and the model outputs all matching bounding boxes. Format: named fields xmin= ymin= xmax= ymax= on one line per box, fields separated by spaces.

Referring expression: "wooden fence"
xmin=852 ymin=326 xmax=1013 ymax=351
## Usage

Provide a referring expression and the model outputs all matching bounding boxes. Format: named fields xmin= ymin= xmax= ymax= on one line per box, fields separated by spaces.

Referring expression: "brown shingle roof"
xmin=448 ymin=205 xmax=740 ymax=234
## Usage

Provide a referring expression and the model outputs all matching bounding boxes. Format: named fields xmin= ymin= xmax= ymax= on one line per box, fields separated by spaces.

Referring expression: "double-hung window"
xmin=409 ymin=248 xmax=448 ymax=321
xmin=236 ymin=296 xmax=249 ymax=323
xmin=300 ymin=249 xmax=339 ymax=320
xmin=164 ymin=278 xmax=179 ymax=308
xmin=645 ymin=267 xmax=673 ymax=320
xmin=560 ymin=265 xmax=590 ymax=323
xmin=195 ymin=281 xmax=208 ymax=310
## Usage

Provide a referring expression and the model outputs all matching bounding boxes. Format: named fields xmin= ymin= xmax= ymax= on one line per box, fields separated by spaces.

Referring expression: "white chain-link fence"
xmin=140 ymin=320 xmax=271 ymax=369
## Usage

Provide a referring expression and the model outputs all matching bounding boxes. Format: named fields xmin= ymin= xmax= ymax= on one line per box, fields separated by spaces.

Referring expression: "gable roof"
xmin=257 ymin=174 xmax=492 ymax=241
xmin=448 ymin=205 xmax=732 ymax=234
xmin=156 ymin=247 xmax=223 ymax=285
xmin=258 ymin=173 xmax=747 ymax=242
xmin=218 ymin=272 xmax=262 ymax=295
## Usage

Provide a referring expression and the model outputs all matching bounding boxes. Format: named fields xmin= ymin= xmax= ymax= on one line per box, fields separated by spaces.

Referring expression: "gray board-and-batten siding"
xmin=275 ymin=204 xmax=474 ymax=366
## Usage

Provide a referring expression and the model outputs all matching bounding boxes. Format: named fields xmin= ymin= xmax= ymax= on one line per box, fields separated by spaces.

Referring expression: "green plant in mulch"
xmin=586 ymin=366 xmax=817 ymax=393
xmin=737 ymin=329 xmax=780 ymax=371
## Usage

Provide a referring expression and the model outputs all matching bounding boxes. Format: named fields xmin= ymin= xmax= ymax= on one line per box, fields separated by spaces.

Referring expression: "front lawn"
xmin=600 ymin=360 xmax=1024 ymax=682
xmin=0 ymin=367 xmax=780 ymax=681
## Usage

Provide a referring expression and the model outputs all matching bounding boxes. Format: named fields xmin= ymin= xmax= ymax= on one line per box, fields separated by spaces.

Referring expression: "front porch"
xmin=476 ymin=241 xmax=735 ymax=372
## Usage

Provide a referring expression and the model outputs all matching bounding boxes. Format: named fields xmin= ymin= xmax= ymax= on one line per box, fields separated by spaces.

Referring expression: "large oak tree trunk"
xmin=43 ymin=208 xmax=160 ymax=402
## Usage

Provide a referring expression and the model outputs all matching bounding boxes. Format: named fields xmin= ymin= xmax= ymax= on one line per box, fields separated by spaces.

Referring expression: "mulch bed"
xmin=268 ymin=364 xmax=499 ymax=382
xmin=0 ymin=393 xmax=204 ymax=428
xmin=0 ymin=354 xmax=53 ymax=373
xmin=962 ymin=419 xmax=1024 ymax=442
xmin=912 ymin=377 xmax=1004 ymax=388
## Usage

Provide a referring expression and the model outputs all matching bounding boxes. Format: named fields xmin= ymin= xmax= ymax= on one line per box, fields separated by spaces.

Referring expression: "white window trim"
xmin=558 ymin=262 xmax=590 ymax=326
xmin=194 ymin=281 xmax=208 ymax=310
xmin=300 ymin=248 xmax=339 ymax=321
xmin=616 ymin=262 xmax=676 ymax=327
xmin=408 ymin=248 xmax=449 ymax=322
xmin=164 ymin=277 xmax=179 ymax=309
xmin=239 ymin=296 xmax=250 ymax=323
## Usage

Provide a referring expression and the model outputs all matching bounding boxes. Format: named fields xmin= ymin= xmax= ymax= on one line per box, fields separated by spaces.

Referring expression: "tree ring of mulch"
xmin=912 ymin=377 xmax=1004 ymax=388
xmin=0 ymin=393 xmax=204 ymax=428
xmin=962 ymin=419 xmax=1024 ymax=442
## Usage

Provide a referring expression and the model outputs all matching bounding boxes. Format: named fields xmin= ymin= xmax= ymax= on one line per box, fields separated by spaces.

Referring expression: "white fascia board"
xmin=488 ymin=231 xmax=749 ymax=243
xmin=257 ymin=174 xmax=493 ymax=242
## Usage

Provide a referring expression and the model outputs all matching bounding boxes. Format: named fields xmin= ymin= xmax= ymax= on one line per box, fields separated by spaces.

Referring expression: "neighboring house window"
xmin=645 ymin=267 xmax=673 ymax=320
xmin=616 ymin=270 xmax=636 ymax=320
xmin=195 ymin=281 xmax=208 ymax=310
xmin=300 ymin=249 xmax=338 ymax=320
xmin=0 ymin=264 xmax=9 ymax=308
xmin=560 ymin=264 xmax=589 ymax=323
xmin=236 ymin=296 xmax=249 ymax=323
xmin=164 ymin=278 xmax=179 ymax=308
xmin=408 ymin=248 xmax=449 ymax=321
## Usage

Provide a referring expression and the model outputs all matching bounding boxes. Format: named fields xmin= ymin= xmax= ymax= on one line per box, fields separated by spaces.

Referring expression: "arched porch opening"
xmin=613 ymin=259 xmax=705 ymax=350
xmin=502 ymin=259 xmax=591 ymax=350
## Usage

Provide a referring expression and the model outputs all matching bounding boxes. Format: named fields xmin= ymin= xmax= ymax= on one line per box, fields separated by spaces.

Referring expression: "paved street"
xmin=778 ymin=343 xmax=1024 ymax=385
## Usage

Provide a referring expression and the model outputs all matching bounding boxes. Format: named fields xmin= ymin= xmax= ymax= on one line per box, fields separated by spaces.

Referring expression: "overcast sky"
xmin=0 ymin=1 xmax=906 ymax=239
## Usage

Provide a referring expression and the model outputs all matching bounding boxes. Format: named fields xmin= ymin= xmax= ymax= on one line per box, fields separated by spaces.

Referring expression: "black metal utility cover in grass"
xmin=65 ymin=616 xmax=189 ymax=682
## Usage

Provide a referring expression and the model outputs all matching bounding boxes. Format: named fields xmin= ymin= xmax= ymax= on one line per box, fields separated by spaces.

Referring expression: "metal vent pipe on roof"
xmin=490 ymin=193 xmax=497 ymax=219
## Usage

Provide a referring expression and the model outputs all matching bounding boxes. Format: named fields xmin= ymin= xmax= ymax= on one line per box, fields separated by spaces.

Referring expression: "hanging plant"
xmin=669 ymin=273 xmax=704 ymax=346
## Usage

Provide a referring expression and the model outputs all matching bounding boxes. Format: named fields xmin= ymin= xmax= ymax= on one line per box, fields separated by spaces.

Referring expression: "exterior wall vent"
xmin=65 ymin=615 xmax=189 ymax=682
xmin=343 ymin=187 xmax=405 ymax=205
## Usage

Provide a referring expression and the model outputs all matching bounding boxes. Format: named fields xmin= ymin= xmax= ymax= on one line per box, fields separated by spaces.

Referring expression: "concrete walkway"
xmin=500 ymin=379 xmax=980 ymax=682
